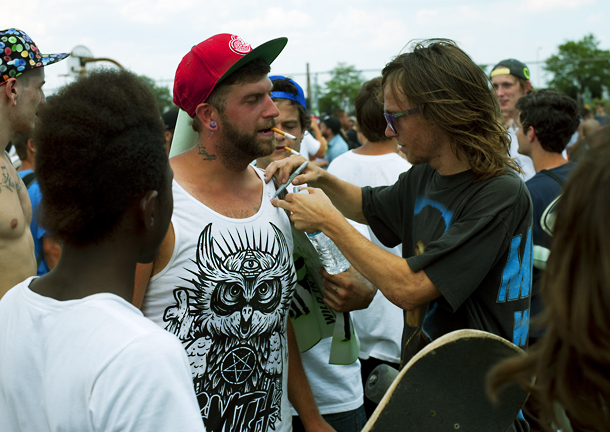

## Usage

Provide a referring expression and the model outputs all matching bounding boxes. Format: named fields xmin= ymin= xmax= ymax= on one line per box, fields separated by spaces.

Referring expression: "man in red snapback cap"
xmin=134 ymin=34 xmax=334 ymax=432
xmin=0 ymin=28 xmax=68 ymax=299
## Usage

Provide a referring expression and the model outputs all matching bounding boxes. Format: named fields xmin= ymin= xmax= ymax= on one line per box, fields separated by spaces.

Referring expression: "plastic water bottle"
xmin=307 ymin=231 xmax=351 ymax=275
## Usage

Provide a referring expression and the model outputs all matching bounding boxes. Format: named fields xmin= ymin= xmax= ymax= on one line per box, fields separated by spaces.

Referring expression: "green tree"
xmin=318 ymin=63 xmax=365 ymax=115
xmin=138 ymin=75 xmax=175 ymax=114
xmin=544 ymin=34 xmax=610 ymax=100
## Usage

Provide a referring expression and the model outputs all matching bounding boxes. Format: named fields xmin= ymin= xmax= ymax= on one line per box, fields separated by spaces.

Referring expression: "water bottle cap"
xmin=307 ymin=231 xmax=322 ymax=237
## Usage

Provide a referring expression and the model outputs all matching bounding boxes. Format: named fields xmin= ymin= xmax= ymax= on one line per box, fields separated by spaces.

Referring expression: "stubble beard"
xmin=216 ymin=111 xmax=276 ymax=171
xmin=401 ymin=126 xmax=444 ymax=167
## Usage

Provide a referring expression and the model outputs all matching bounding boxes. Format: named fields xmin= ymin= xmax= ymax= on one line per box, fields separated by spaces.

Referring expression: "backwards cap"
xmin=490 ymin=58 xmax=531 ymax=81
xmin=0 ymin=28 xmax=69 ymax=86
xmin=173 ymin=34 xmax=287 ymax=117
xmin=269 ymin=75 xmax=307 ymax=111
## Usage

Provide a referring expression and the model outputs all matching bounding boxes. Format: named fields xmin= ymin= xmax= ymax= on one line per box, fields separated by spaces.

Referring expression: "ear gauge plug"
xmin=210 ymin=121 xmax=217 ymax=129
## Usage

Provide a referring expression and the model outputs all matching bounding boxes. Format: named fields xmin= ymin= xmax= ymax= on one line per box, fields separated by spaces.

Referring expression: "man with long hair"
xmin=266 ymin=39 xmax=532 ymax=430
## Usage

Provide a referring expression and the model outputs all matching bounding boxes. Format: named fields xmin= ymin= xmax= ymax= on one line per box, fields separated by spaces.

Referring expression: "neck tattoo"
xmin=197 ymin=142 xmax=217 ymax=161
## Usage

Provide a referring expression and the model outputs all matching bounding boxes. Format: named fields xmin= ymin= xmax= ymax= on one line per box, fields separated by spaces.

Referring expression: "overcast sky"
xmin=3 ymin=0 xmax=609 ymax=104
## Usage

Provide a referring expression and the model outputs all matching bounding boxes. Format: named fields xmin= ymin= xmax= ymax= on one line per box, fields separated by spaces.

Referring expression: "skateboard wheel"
xmin=365 ymin=364 xmax=399 ymax=404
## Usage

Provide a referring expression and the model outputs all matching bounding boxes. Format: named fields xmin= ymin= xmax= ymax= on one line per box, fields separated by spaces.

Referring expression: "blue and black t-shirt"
xmin=362 ymin=164 xmax=533 ymax=357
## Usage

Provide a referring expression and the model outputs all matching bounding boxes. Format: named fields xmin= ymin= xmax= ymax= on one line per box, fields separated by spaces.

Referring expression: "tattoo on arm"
xmin=197 ymin=143 xmax=217 ymax=161
xmin=352 ymin=268 xmax=378 ymax=292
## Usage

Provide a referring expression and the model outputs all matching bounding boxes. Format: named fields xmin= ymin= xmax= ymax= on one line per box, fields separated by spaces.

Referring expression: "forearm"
xmin=287 ymin=321 xmax=329 ymax=430
xmin=323 ymin=216 xmax=440 ymax=311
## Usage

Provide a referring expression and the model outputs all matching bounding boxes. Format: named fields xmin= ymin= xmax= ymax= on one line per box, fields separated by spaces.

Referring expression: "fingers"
xmin=270 ymin=197 xmax=294 ymax=214
xmin=322 ymin=284 xmax=346 ymax=313
xmin=319 ymin=267 xmax=342 ymax=286
xmin=263 ymin=155 xmax=307 ymax=184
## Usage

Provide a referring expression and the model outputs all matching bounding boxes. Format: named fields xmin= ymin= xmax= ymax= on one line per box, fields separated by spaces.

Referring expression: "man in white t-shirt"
xmin=491 ymin=58 xmax=536 ymax=181
xmin=327 ymin=77 xmax=411 ymax=418
xmin=0 ymin=69 xmax=204 ymax=431
xmin=301 ymin=130 xmax=324 ymax=160
xmin=133 ymin=34 xmax=333 ymax=432
xmin=257 ymin=75 xmax=366 ymax=431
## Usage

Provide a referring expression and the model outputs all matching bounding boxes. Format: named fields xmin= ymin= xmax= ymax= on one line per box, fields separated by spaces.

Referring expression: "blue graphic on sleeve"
xmin=497 ymin=227 xmax=532 ymax=302
xmin=414 ymin=197 xmax=453 ymax=232
xmin=513 ymin=309 xmax=529 ymax=346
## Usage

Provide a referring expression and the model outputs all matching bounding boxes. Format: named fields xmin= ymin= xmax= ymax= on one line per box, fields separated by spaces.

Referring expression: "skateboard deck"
xmin=363 ymin=329 xmax=529 ymax=432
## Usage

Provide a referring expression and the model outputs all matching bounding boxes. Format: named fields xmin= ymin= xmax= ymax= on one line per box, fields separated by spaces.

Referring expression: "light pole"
xmin=536 ymin=47 xmax=542 ymax=88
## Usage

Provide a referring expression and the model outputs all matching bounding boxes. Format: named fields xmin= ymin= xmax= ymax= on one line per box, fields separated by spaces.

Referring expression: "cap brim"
xmin=218 ymin=37 xmax=287 ymax=85
xmin=40 ymin=52 xmax=70 ymax=66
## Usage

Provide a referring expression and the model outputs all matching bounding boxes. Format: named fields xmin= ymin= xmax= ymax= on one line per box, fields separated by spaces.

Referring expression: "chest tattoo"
xmin=0 ymin=166 xmax=22 ymax=194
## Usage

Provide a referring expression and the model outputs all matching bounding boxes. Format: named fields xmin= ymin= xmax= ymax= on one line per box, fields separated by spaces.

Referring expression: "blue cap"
xmin=269 ymin=75 xmax=306 ymax=111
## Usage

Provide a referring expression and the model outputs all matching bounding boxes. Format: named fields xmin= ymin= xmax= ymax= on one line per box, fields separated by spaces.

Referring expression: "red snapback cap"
xmin=173 ymin=34 xmax=287 ymax=117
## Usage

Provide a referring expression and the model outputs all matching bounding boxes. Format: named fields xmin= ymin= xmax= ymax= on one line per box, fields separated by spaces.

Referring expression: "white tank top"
xmin=143 ymin=169 xmax=295 ymax=432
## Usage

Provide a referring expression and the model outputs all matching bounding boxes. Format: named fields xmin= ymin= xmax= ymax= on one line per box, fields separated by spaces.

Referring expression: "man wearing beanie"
xmin=134 ymin=34 xmax=333 ymax=432
xmin=491 ymin=58 xmax=536 ymax=181
xmin=0 ymin=28 xmax=68 ymax=299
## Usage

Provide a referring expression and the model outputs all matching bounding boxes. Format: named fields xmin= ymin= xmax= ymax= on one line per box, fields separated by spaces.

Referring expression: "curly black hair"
xmin=516 ymin=90 xmax=580 ymax=154
xmin=34 ymin=68 xmax=168 ymax=246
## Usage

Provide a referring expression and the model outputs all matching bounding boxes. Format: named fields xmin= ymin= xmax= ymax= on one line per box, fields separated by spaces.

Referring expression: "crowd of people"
xmin=1 ymin=27 xmax=609 ymax=432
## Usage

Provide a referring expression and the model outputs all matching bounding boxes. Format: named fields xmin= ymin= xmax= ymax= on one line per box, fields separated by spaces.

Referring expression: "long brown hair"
xmin=487 ymin=139 xmax=610 ymax=431
xmin=381 ymin=39 xmax=521 ymax=181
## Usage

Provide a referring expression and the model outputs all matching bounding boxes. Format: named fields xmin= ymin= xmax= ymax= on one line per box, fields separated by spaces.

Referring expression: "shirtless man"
xmin=0 ymin=28 xmax=68 ymax=297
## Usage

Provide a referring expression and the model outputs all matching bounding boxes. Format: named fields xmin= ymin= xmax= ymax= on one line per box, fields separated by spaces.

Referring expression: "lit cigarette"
xmin=283 ymin=146 xmax=301 ymax=156
xmin=271 ymin=127 xmax=297 ymax=140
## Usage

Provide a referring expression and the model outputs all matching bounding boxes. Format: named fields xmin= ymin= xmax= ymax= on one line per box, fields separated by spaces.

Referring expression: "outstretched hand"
xmin=321 ymin=267 xmax=377 ymax=313
xmin=264 ymin=155 xmax=323 ymax=187
xmin=271 ymin=187 xmax=343 ymax=233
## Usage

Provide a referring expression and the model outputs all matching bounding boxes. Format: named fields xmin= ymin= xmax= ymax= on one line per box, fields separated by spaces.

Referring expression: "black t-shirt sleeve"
xmin=361 ymin=171 xmax=410 ymax=249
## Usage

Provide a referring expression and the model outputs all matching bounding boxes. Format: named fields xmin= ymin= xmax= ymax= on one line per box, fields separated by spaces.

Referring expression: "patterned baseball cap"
xmin=0 ymin=28 xmax=69 ymax=86
xmin=173 ymin=34 xmax=287 ymax=117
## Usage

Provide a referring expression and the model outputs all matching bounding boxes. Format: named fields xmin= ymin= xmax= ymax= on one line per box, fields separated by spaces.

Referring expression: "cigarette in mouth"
xmin=271 ymin=127 xmax=297 ymax=140
xmin=283 ymin=147 xmax=301 ymax=156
